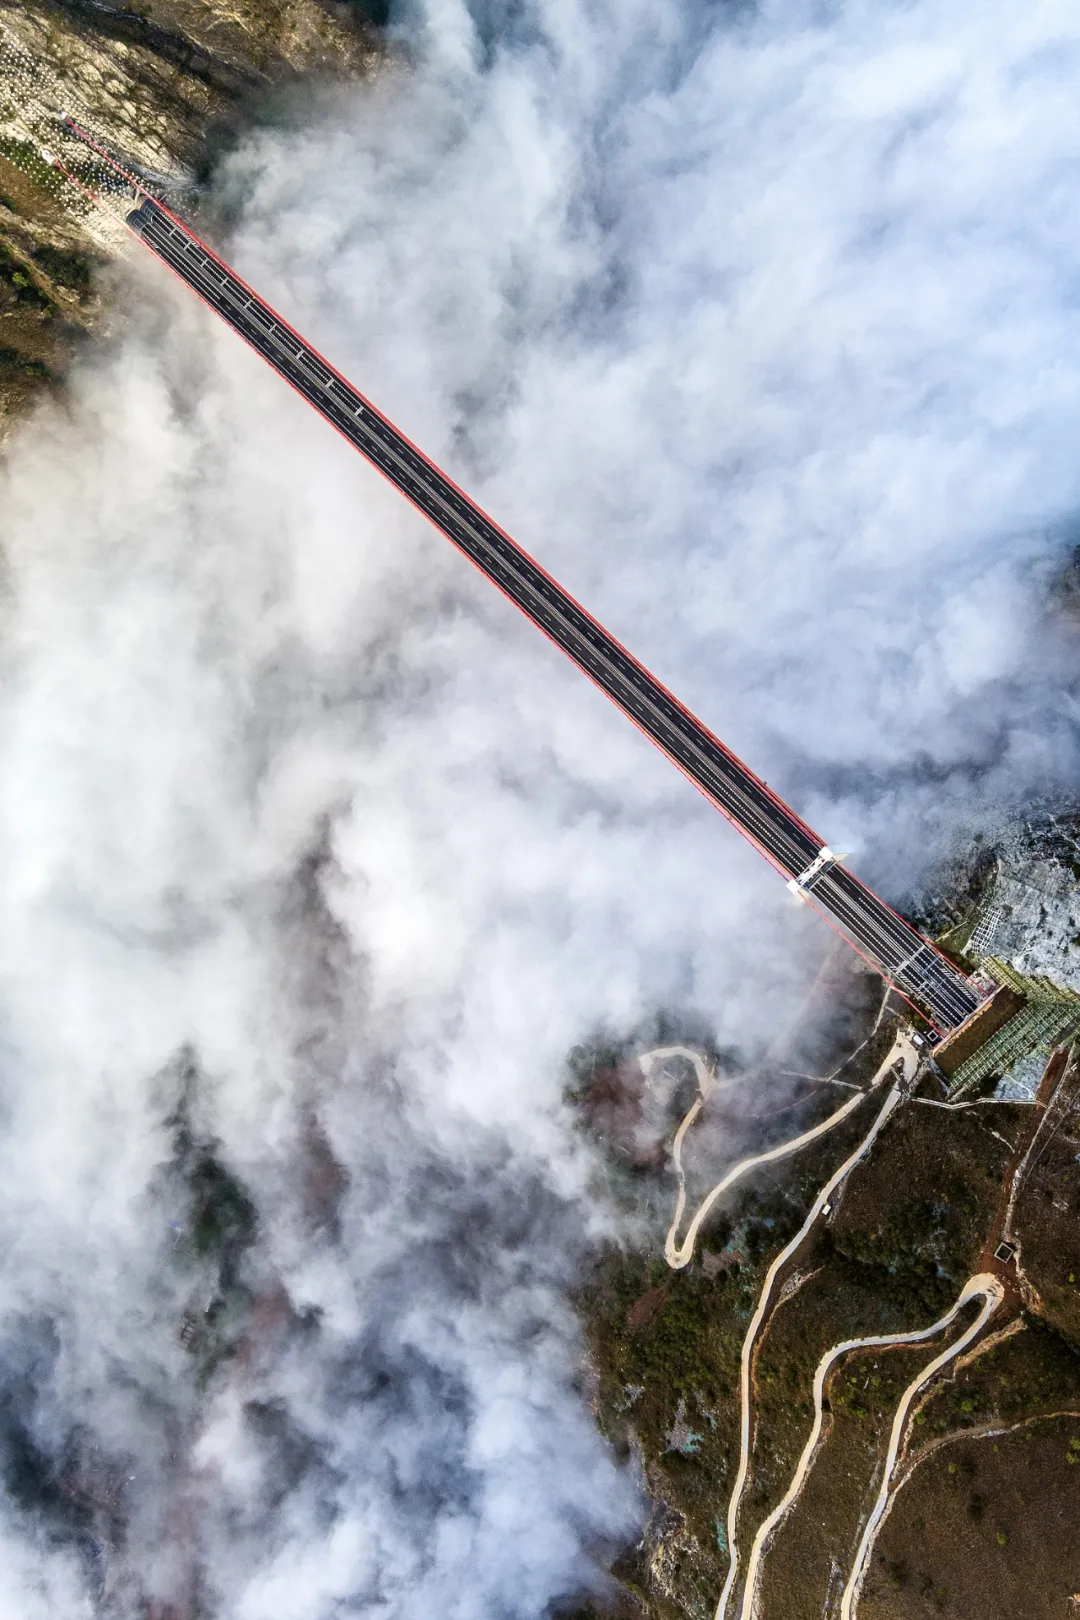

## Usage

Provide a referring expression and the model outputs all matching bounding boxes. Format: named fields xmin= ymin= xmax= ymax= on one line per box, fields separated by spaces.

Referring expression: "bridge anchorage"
xmin=27 ymin=112 xmax=989 ymax=1037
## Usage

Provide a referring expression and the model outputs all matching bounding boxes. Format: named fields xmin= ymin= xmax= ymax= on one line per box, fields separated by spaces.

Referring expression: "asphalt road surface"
xmin=126 ymin=195 xmax=983 ymax=1034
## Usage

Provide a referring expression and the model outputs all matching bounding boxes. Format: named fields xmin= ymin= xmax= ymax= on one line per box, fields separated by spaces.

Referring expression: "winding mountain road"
xmin=740 ymin=1273 xmax=1004 ymax=1620
xmin=665 ymin=1069 xmax=889 ymax=1272
xmin=838 ymin=1274 xmax=1003 ymax=1619
xmin=714 ymin=1035 xmax=918 ymax=1620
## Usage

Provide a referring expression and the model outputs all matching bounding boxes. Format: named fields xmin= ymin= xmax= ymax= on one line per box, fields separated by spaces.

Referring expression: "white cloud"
xmin=0 ymin=0 xmax=1079 ymax=1611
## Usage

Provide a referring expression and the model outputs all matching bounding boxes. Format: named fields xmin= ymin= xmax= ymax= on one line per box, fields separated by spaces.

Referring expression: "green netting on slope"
xmin=947 ymin=959 xmax=1080 ymax=1098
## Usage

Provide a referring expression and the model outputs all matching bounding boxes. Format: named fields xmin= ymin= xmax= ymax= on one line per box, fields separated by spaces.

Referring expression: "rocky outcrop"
xmin=0 ymin=0 xmax=379 ymax=428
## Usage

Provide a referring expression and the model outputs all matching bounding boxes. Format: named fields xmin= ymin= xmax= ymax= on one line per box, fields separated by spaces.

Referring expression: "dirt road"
xmin=664 ymin=1033 xmax=914 ymax=1271
xmin=714 ymin=1035 xmax=918 ymax=1620
xmin=740 ymin=1273 xmax=1003 ymax=1620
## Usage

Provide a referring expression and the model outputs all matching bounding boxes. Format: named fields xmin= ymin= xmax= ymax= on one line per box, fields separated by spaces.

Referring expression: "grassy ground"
xmin=860 ymin=1413 xmax=1080 ymax=1619
xmin=578 ymin=988 xmax=904 ymax=1615
xmin=756 ymin=1320 xmax=981 ymax=1620
xmin=741 ymin=1100 xmax=1020 ymax=1613
xmin=916 ymin=1314 xmax=1080 ymax=1440
xmin=1013 ymin=1102 xmax=1080 ymax=1346
xmin=828 ymin=1100 xmax=1027 ymax=1313
xmin=755 ymin=1301 xmax=1080 ymax=1615
xmin=580 ymin=1083 xmax=899 ymax=1613
xmin=577 ymin=1007 xmax=1059 ymax=1620
xmin=0 ymin=171 xmax=98 ymax=417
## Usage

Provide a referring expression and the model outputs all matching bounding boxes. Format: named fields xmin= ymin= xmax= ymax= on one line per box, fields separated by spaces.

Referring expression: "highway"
xmin=124 ymin=192 xmax=982 ymax=1034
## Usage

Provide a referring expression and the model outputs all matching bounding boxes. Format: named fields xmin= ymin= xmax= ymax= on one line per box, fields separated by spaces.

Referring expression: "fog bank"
xmin=0 ymin=0 xmax=1079 ymax=1611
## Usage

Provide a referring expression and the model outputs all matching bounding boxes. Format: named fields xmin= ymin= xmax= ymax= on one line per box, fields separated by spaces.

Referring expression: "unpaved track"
xmin=740 ymin=1273 xmax=1003 ymax=1620
xmin=714 ymin=1035 xmax=917 ymax=1620
xmin=665 ymin=1033 xmax=910 ymax=1271
xmin=838 ymin=1274 xmax=1003 ymax=1619
xmin=639 ymin=1046 xmax=718 ymax=1101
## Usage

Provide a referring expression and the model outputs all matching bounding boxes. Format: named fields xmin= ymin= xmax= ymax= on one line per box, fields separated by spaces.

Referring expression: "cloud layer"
xmin=1 ymin=0 xmax=1080 ymax=1611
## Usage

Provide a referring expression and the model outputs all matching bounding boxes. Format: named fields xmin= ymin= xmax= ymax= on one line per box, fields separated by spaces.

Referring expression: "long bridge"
xmin=59 ymin=120 xmax=984 ymax=1034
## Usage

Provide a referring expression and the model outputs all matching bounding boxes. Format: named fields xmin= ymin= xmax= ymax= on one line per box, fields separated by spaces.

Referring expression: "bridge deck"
xmin=125 ymin=194 xmax=982 ymax=1035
